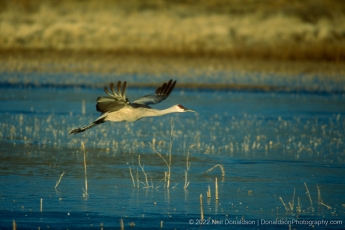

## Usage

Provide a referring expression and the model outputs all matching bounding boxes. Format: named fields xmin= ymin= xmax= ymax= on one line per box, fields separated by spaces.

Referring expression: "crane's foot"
xmin=69 ymin=128 xmax=85 ymax=135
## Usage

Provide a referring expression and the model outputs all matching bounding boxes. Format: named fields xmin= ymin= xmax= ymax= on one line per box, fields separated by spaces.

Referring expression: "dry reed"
xmin=207 ymin=185 xmax=211 ymax=198
xmin=54 ymin=171 xmax=65 ymax=189
xmin=81 ymin=141 xmax=88 ymax=197
xmin=203 ymin=164 xmax=225 ymax=177
xmin=288 ymin=188 xmax=295 ymax=212
xmin=136 ymin=168 xmax=140 ymax=188
xmin=304 ymin=182 xmax=313 ymax=212
xmin=119 ymin=218 xmax=124 ymax=230
xmin=183 ymin=145 xmax=193 ymax=189
xmin=129 ymin=167 xmax=135 ymax=188
xmin=167 ymin=118 xmax=174 ymax=188
xmin=215 ymin=177 xmax=219 ymax=200
xmin=12 ymin=220 xmax=16 ymax=230
xmin=317 ymin=185 xmax=332 ymax=209
xmin=297 ymin=196 xmax=301 ymax=214
xmin=149 ymin=118 xmax=174 ymax=188
xmin=279 ymin=197 xmax=290 ymax=212
xmin=40 ymin=198 xmax=43 ymax=212
xmin=150 ymin=144 xmax=171 ymax=188
xmin=279 ymin=183 xmax=334 ymax=214
xmin=82 ymin=100 xmax=86 ymax=115
xmin=200 ymin=194 xmax=204 ymax=220
xmin=138 ymin=155 xmax=152 ymax=188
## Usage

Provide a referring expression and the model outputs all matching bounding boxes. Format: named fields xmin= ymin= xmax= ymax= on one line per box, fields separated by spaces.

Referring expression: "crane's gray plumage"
xmin=69 ymin=79 xmax=193 ymax=135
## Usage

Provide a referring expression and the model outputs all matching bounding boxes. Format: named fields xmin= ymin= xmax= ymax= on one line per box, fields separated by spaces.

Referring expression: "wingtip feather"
xmin=122 ymin=81 xmax=127 ymax=98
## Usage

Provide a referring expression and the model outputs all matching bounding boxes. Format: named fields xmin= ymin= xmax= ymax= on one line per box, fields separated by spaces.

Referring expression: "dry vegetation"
xmin=0 ymin=0 xmax=345 ymax=74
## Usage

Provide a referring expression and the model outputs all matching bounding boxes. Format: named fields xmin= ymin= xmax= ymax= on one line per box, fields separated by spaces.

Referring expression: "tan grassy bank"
xmin=0 ymin=0 xmax=345 ymax=76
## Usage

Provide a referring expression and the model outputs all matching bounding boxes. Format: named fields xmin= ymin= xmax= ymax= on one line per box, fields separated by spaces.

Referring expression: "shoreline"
xmin=1 ymin=49 xmax=344 ymax=77
xmin=1 ymin=48 xmax=344 ymax=94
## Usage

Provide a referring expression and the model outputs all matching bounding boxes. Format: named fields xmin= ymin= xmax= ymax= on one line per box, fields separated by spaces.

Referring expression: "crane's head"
xmin=174 ymin=104 xmax=195 ymax=113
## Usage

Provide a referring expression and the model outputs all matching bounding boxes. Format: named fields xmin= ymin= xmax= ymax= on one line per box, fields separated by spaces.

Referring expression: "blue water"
xmin=0 ymin=72 xmax=345 ymax=229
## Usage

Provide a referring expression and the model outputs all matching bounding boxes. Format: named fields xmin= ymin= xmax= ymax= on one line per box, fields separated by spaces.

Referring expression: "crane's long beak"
xmin=184 ymin=107 xmax=195 ymax=112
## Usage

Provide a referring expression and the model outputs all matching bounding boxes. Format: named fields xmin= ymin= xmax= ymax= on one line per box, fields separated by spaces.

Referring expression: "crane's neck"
xmin=104 ymin=106 xmax=180 ymax=123
xmin=144 ymin=106 xmax=178 ymax=117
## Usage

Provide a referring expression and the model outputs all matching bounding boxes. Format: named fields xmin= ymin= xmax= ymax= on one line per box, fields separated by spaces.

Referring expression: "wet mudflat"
xmin=0 ymin=72 xmax=345 ymax=229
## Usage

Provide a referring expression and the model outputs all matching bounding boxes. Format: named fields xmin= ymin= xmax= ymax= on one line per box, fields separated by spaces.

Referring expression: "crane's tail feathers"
xmin=69 ymin=118 xmax=105 ymax=135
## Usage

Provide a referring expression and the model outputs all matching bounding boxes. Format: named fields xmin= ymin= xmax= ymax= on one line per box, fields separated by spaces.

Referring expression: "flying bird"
xmin=69 ymin=79 xmax=194 ymax=135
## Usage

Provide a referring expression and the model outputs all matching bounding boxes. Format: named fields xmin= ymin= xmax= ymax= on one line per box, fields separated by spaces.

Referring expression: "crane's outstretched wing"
xmin=132 ymin=79 xmax=176 ymax=105
xmin=96 ymin=81 xmax=129 ymax=113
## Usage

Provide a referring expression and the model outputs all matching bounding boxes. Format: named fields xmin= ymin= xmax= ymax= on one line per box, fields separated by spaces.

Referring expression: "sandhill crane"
xmin=69 ymin=79 xmax=194 ymax=135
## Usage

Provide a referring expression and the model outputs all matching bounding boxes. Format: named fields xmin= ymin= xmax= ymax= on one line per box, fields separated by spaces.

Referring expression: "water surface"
xmin=0 ymin=72 xmax=345 ymax=229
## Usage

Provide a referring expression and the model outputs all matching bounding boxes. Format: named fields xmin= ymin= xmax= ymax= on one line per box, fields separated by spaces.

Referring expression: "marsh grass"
xmin=1 ymin=0 xmax=344 ymax=61
xmin=279 ymin=182 xmax=334 ymax=215
xmin=126 ymin=118 xmax=184 ymax=190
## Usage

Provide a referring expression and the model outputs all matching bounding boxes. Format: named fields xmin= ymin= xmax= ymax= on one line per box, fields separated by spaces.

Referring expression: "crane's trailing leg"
xmin=69 ymin=117 xmax=105 ymax=135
